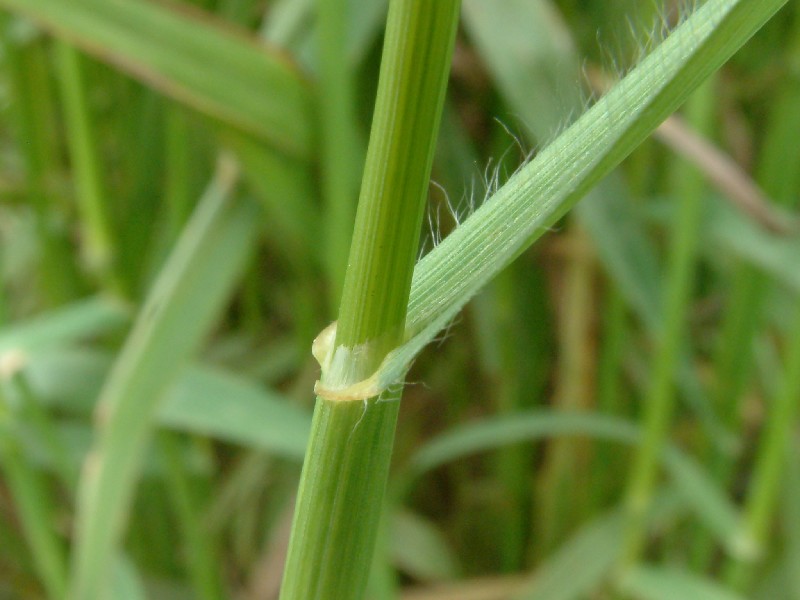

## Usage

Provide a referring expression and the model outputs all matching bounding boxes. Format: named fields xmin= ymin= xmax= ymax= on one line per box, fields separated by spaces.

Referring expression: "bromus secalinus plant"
xmin=0 ymin=0 xmax=795 ymax=598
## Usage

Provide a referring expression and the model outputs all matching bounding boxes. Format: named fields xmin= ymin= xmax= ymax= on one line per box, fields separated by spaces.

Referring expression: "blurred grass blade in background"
xmin=0 ymin=297 xmax=128 ymax=358
xmin=620 ymin=565 xmax=748 ymax=600
xmin=69 ymin=157 xmax=260 ymax=599
xmin=515 ymin=511 xmax=625 ymax=600
xmin=0 ymin=0 xmax=313 ymax=158
xmin=159 ymin=365 xmax=311 ymax=458
xmin=53 ymin=42 xmax=119 ymax=291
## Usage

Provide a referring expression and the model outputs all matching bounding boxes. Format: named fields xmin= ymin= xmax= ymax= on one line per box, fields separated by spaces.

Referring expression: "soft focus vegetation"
xmin=0 ymin=0 xmax=798 ymax=598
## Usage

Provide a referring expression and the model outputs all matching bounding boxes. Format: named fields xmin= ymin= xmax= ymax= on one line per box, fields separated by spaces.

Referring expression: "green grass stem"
xmin=279 ymin=1 xmax=461 ymax=597
xmin=591 ymin=285 xmax=629 ymax=508
xmin=620 ymin=78 xmax=716 ymax=567
xmin=163 ymin=108 xmax=196 ymax=244
xmin=0 ymin=380 xmax=68 ymax=599
xmin=694 ymin=12 xmax=800 ymax=571
xmin=691 ymin=84 xmax=800 ymax=568
xmin=725 ymin=306 xmax=800 ymax=590
xmin=53 ymin=42 xmax=120 ymax=293
xmin=332 ymin=0 xmax=460 ymax=357
xmin=711 ymin=9 xmax=800 ymax=439
xmin=158 ymin=432 xmax=225 ymax=600
xmin=2 ymin=19 xmax=82 ymax=304
xmin=538 ymin=225 xmax=596 ymax=553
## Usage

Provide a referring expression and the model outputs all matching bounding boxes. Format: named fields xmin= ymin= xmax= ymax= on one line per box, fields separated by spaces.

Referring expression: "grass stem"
xmin=620 ymin=78 xmax=715 ymax=567
xmin=279 ymin=1 xmax=460 ymax=597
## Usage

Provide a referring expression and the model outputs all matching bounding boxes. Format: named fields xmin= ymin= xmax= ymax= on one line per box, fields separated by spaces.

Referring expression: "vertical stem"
xmin=538 ymin=225 xmax=595 ymax=553
xmin=709 ymin=9 xmax=800 ymax=469
xmin=332 ymin=0 xmax=459 ymax=358
xmin=702 ymin=13 xmax=800 ymax=572
xmin=0 ymin=384 xmax=68 ymax=599
xmin=279 ymin=1 xmax=461 ymax=598
xmin=53 ymin=42 xmax=120 ymax=294
xmin=725 ymin=306 xmax=800 ymax=590
xmin=163 ymin=108 xmax=195 ymax=242
xmin=714 ymin=18 xmax=800 ymax=452
xmin=158 ymin=432 xmax=225 ymax=600
xmin=591 ymin=284 xmax=628 ymax=509
xmin=492 ymin=266 xmax=537 ymax=571
xmin=620 ymin=78 xmax=715 ymax=568
xmin=2 ymin=17 xmax=82 ymax=304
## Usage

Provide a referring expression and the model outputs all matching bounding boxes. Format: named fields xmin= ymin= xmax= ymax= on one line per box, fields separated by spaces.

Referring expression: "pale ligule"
xmin=311 ymin=322 xmax=399 ymax=402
